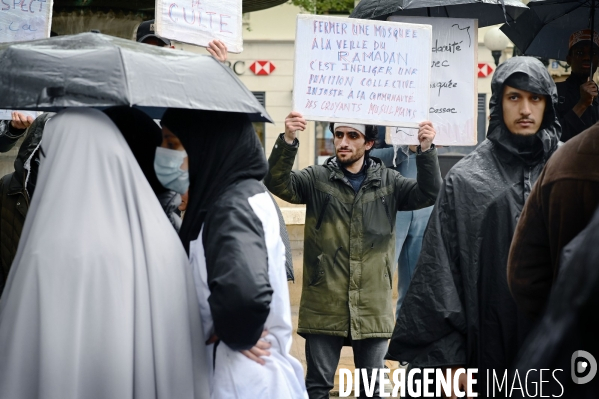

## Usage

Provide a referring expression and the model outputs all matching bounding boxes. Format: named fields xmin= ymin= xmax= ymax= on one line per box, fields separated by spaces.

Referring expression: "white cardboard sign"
xmin=293 ymin=15 xmax=432 ymax=129
xmin=155 ymin=0 xmax=243 ymax=53
xmin=387 ymin=16 xmax=478 ymax=145
xmin=0 ymin=0 xmax=53 ymax=43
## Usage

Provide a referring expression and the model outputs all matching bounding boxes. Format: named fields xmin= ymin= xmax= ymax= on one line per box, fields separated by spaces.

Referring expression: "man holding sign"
xmin=265 ymin=111 xmax=441 ymax=399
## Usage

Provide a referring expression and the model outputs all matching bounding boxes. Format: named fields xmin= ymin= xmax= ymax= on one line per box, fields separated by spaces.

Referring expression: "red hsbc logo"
xmin=249 ymin=61 xmax=276 ymax=76
xmin=478 ymin=63 xmax=494 ymax=78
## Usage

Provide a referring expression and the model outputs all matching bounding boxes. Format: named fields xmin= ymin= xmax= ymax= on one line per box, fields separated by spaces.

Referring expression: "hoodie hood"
xmin=487 ymin=56 xmax=561 ymax=162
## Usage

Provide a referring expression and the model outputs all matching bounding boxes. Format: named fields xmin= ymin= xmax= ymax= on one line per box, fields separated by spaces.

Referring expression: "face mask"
xmin=154 ymin=146 xmax=189 ymax=194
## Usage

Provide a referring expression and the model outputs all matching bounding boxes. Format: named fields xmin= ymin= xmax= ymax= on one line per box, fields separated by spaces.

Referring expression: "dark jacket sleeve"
xmin=0 ymin=121 xmax=26 ymax=153
xmin=558 ymin=109 xmax=589 ymax=142
xmin=264 ymin=134 xmax=313 ymax=204
xmin=202 ymin=200 xmax=273 ymax=351
xmin=507 ymin=170 xmax=553 ymax=318
xmin=387 ymin=176 xmax=467 ymax=368
xmin=393 ymin=147 xmax=442 ymax=211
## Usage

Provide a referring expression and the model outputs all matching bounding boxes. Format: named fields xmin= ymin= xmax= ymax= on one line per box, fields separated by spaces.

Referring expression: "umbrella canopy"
xmin=350 ymin=0 xmax=529 ymax=27
xmin=0 ymin=32 xmax=272 ymax=122
xmin=54 ymin=0 xmax=288 ymax=14
xmin=500 ymin=0 xmax=599 ymax=61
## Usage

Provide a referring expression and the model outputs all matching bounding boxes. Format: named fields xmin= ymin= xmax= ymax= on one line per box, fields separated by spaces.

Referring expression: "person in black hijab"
xmin=160 ymin=108 xmax=306 ymax=398
xmin=104 ymin=106 xmax=183 ymax=231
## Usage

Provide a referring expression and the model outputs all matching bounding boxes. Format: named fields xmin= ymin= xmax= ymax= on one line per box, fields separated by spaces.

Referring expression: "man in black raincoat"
xmin=387 ymin=57 xmax=561 ymax=398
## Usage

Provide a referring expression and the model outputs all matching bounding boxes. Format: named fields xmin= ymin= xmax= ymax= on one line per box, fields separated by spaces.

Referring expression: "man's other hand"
xmin=579 ymin=78 xmax=598 ymax=107
xmin=11 ymin=111 xmax=34 ymax=130
xmin=240 ymin=330 xmax=271 ymax=365
xmin=207 ymin=40 xmax=228 ymax=63
xmin=284 ymin=111 xmax=306 ymax=145
xmin=418 ymin=121 xmax=436 ymax=152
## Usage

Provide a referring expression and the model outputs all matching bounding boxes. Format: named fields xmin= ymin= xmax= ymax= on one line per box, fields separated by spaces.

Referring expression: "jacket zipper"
xmin=315 ymin=194 xmax=331 ymax=230
xmin=381 ymin=196 xmax=393 ymax=233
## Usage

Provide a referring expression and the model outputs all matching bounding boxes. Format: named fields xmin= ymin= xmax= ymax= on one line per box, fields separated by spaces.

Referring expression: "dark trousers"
xmin=305 ymin=334 xmax=388 ymax=399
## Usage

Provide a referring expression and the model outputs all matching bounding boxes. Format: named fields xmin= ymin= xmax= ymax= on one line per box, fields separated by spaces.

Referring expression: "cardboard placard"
xmin=387 ymin=16 xmax=478 ymax=145
xmin=155 ymin=0 xmax=243 ymax=53
xmin=293 ymin=15 xmax=432 ymax=129
xmin=0 ymin=110 xmax=39 ymax=120
xmin=0 ymin=1 xmax=53 ymax=43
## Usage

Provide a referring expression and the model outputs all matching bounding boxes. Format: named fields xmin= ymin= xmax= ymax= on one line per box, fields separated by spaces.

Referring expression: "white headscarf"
xmin=0 ymin=108 xmax=209 ymax=399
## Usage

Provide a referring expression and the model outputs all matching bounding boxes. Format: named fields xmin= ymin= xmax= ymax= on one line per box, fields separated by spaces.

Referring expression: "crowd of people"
xmin=0 ymin=17 xmax=596 ymax=399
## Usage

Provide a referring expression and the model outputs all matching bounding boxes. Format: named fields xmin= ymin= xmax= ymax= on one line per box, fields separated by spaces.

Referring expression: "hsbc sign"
xmin=224 ymin=60 xmax=277 ymax=76
xmin=478 ymin=63 xmax=494 ymax=78
xmin=249 ymin=61 xmax=276 ymax=76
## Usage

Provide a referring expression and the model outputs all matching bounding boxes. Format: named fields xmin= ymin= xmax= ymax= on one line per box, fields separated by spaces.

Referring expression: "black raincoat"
xmin=387 ymin=57 xmax=561 ymax=396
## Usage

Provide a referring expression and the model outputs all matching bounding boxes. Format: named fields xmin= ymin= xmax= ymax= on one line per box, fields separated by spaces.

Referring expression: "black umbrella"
xmin=0 ymin=32 xmax=272 ymax=122
xmin=350 ymin=0 xmax=529 ymax=27
xmin=500 ymin=0 xmax=599 ymax=62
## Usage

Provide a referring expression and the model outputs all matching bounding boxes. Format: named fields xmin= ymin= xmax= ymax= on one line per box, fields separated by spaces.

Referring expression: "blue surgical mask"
xmin=154 ymin=147 xmax=189 ymax=194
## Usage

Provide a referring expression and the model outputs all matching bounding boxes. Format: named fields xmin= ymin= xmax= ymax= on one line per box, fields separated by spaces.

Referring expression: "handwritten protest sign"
xmin=0 ymin=0 xmax=53 ymax=43
xmin=0 ymin=2 xmax=52 ymax=120
xmin=0 ymin=110 xmax=39 ymax=120
xmin=155 ymin=0 xmax=243 ymax=53
xmin=387 ymin=16 xmax=478 ymax=145
xmin=293 ymin=15 xmax=432 ymax=129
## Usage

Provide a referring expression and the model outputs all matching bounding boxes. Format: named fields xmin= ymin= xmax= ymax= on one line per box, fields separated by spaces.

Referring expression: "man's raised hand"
xmin=207 ymin=40 xmax=228 ymax=63
xmin=284 ymin=111 xmax=306 ymax=145
xmin=11 ymin=111 xmax=34 ymax=130
xmin=418 ymin=121 xmax=436 ymax=152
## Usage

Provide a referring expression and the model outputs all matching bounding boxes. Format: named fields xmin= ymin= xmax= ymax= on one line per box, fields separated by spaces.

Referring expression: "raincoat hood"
xmin=487 ymin=56 xmax=560 ymax=162
xmin=161 ymin=109 xmax=267 ymax=252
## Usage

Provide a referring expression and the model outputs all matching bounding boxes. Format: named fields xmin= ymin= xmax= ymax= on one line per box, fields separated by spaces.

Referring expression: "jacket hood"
xmin=14 ymin=113 xmax=51 ymax=178
xmin=487 ymin=56 xmax=561 ymax=162
xmin=12 ymin=113 xmax=53 ymax=197
xmin=161 ymin=109 xmax=268 ymax=253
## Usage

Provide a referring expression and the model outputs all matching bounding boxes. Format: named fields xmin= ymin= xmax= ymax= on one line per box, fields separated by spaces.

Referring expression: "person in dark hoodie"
xmin=160 ymin=108 xmax=306 ymax=398
xmin=104 ymin=106 xmax=184 ymax=231
xmin=556 ymin=29 xmax=599 ymax=142
xmin=386 ymin=56 xmax=561 ymax=398
xmin=0 ymin=113 xmax=52 ymax=295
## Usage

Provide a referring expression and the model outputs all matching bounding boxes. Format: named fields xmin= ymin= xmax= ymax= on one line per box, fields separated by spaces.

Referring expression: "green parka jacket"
xmin=265 ymin=134 xmax=442 ymax=339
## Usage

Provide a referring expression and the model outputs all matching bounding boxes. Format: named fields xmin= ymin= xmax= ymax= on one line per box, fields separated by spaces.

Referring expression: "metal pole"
xmin=591 ymin=0 xmax=596 ymax=80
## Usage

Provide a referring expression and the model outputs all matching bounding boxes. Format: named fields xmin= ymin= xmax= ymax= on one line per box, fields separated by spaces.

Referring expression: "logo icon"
xmin=249 ymin=61 xmax=276 ymax=76
xmin=571 ymin=350 xmax=597 ymax=384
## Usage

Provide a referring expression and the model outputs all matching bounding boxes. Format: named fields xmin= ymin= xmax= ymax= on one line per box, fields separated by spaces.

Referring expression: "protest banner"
xmin=293 ymin=15 xmax=432 ymax=129
xmin=0 ymin=1 xmax=52 ymax=121
xmin=155 ymin=0 xmax=243 ymax=53
xmin=387 ymin=16 xmax=478 ymax=146
xmin=0 ymin=1 xmax=52 ymax=43
xmin=0 ymin=110 xmax=39 ymax=120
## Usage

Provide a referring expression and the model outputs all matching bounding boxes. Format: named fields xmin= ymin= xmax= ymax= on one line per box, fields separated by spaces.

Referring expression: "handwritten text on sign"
xmin=387 ymin=16 xmax=478 ymax=145
xmin=155 ymin=0 xmax=242 ymax=53
xmin=293 ymin=15 xmax=432 ymax=128
xmin=0 ymin=0 xmax=53 ymax=43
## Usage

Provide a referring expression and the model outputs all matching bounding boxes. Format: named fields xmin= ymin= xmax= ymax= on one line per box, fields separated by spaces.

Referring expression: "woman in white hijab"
xmin=0 ymin=108 xmax=209 ymax=399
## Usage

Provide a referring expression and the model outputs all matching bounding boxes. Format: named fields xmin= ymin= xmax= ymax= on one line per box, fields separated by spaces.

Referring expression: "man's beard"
xmin=510 ymin=132 xmax=538 ymax=147
xmin=336 ymin=149 xmax=365 ymax=167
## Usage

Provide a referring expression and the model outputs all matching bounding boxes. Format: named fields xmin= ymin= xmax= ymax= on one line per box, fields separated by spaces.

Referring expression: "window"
xmin=252 ymin=91 xmax=266 ymax=147
xmin=314 ymin=121 xmax=334 ymax=165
